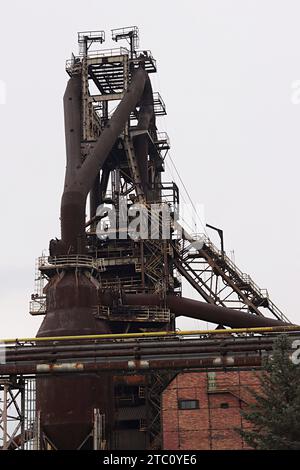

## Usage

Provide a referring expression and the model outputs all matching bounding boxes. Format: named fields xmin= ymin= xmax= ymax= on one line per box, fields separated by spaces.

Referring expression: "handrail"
xmin=29 ymin=300 xmax=46 ymax=315
xmin=96 ymin=305 xmax=170 ymax=322
xmin=182 ymin=233 xmax=270 ymax=300
xmin=155 ymin=132 xmax=170 ymax=147
xmin=38 ymin=255 xmax=105 ymax=271
xmin=173 ymin=226 xmax=290 ymax=323
xmin=66 ymin=47 xmax=129 ymax=71
xmin=78 ymin=31 xmax=105 ymax=41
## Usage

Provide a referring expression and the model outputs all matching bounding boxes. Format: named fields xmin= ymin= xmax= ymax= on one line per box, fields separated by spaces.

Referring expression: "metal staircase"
xmin=29 ymin=259 xmax=47 ymax=316
xmin=124 ymin=132 xmax=170 ymax=293
xmin=123 ymin=115 xmax=288 ymax=322
xmin=173 ymin=232 xmax=290 ymax=323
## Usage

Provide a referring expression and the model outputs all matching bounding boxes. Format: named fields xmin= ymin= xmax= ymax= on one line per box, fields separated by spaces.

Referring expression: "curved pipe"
xmin=63 ymin=76 xmax=82 ymax=186
xmin=5 ymin=337 xmax=275 ymax=356
xmin=79 ymin=67 xmax=148 ymax=193
xmin=102 ymin=292 xmax=289 ymax=328
xmin=5 ymin=343 xmax=274 ymax=363
xmin=60 ymin=67 xmax=149 ymax=254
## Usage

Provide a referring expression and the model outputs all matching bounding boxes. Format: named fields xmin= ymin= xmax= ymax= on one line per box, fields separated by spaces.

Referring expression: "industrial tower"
xmin=0 ymin=27 xmax=291 ymax=451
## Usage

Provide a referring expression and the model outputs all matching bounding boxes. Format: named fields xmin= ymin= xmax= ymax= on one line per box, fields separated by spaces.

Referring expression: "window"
xmin=178 ymin=399 xmax=199 ymax=410
xmin=220 ymin=402 xmax=229 ymax=409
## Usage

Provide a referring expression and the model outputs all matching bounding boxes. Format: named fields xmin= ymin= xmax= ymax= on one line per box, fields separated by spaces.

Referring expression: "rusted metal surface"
xmin=32 ymin=29 xmax=292 ymax=450
xmin=36 ymin=374 xmax=112 ymax=449
xmin=3 ymin=336 xmax=278 ymax=354
xmin=102 ymin=292 xmax=289 ymax=328
xmin=5 ymin=332 xmax=298 ymax=374
xmin=36 ymin=271 xmax=113 ymax=449
xmin=0 ymin=355 xmax=264 ymax=375
xmin=3 ymin=344 xmax=274 ymax=362
xmin=36 ymin=41 xmax=159 ymax=449
xmin=58 ymin=67 xmax=149 ymax=255
xmin=5 ymin=335 xmax=284 ymax=363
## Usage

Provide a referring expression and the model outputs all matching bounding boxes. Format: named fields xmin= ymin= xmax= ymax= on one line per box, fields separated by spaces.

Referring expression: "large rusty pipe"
xmin=60 ymin=76 xmax=86 ymax=253
xmin=40 ymin=67 xmax=151 ymax=448
xmin=5 ymin=343 xmax=274 ymax=363
xmin=0 ymin=356 xmax=264 ymax=375
xmin=4 ymin=336 xmax=277 ymax=356
xmin=112 ymin=293 xmax=289 ymax=328
xmin=61 ymin=67 xmax=148 ymax=253
xmin=79 ymin=68 xmax=148 ymax=194
xmin=63 ymin=76 xmax=82 ymax=185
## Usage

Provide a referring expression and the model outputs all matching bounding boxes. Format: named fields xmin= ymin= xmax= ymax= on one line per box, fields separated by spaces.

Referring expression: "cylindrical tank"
xmin=36 ymin=271 xmax=113 ymax=450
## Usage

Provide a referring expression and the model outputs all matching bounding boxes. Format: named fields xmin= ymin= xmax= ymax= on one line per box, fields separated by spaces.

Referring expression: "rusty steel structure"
xmin=1 ymin=329 xmax=300 ymax=375
xmin=1 ymin=327 xmax=300 ymax=450
xmin=1 ymin=27 xmax=294 ymax=451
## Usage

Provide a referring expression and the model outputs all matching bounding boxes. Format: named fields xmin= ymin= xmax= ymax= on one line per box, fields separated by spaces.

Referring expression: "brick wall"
xmin=162 ymin=370 xmax=261 ymax=450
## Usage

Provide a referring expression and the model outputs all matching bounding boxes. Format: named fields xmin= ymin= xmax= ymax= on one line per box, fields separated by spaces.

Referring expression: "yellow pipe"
xmin=0 ymin=325 xmax=299 ymax=345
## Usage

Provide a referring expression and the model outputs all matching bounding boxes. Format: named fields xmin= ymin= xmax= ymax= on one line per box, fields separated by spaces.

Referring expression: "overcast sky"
xmin=0 ymin=0 xmax=299 ymax=338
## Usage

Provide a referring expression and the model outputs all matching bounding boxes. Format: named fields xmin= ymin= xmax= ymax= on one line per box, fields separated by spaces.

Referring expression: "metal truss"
xmin=174 ymin=234 xmax=290 ymax=323
xmin=146 ymin=371 xmax=178 ymax=450
xmin=0 ymin=377 xmax=40 ymax=450
xmin=0 ymin=377 xmax=25 ymax=450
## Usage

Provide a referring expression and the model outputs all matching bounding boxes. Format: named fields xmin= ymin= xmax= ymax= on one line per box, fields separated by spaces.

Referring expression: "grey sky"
xmin=0 ymin=0 xmax=299 ymax=337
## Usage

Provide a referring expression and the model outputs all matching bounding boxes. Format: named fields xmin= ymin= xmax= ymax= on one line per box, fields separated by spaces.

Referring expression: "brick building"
xmin=162 ymin=370 xmax=261 ymax=450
